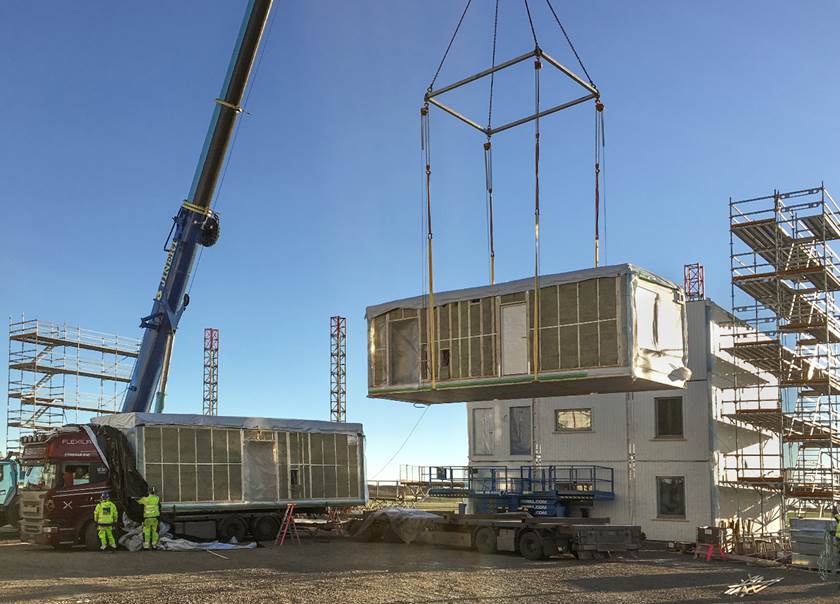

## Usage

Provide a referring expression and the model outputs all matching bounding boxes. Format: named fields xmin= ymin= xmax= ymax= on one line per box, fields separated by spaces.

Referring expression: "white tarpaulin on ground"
xmin=118 ymin=515 xmax=257 ymax=552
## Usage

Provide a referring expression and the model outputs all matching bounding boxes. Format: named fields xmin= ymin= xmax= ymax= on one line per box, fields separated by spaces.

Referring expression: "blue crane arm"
xmin=122 ymin=0 xmax=273 ymax=414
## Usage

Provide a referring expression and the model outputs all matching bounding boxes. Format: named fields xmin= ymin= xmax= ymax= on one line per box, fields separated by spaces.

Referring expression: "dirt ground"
xmin=1 ymin=536 xmax=838 ymax=604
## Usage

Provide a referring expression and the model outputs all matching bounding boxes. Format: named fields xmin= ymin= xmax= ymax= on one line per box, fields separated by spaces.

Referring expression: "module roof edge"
xmin=365 ymin=263 xmax=679 ymax=320
xmin=90 ymin=412 xmax=364 ymax=434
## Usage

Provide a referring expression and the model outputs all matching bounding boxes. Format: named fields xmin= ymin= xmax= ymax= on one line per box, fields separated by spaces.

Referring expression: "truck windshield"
xmin=20 ymin=463 xmax=57 ymax=491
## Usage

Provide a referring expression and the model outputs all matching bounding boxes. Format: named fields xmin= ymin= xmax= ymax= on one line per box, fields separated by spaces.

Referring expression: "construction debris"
xmin=724 ymin=575 xmax=783 ymax=597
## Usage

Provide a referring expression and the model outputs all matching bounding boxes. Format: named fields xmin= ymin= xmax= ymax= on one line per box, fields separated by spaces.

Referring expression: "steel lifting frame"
xmin=424 ymin=47 xmax=598 ymax=136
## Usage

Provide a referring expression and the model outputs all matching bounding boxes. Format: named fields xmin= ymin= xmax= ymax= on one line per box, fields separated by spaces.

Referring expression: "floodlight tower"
xmin=330 ymin=316 xmax=347 ymax=422
xmin=203 ymin=328 xmax=219 ymax=416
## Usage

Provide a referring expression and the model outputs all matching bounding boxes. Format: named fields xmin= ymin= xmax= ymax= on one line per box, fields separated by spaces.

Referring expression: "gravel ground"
xmin=0 ymin=537 xmax=838 ymax=604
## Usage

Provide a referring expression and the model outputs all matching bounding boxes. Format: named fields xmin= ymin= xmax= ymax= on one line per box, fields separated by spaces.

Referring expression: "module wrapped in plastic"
xmin=366 ymin=264 xmax=689 ymax=403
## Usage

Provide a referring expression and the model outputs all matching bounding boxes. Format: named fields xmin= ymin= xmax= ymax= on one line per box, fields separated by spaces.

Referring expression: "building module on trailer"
xmin=18 ymin=413 xmax=366 ymax=549
xmin=367 ymin=264 xmax=689 ymax=404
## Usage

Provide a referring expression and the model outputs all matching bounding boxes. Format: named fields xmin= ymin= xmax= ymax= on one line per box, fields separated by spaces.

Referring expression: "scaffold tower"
xmin=5 ymin=317 xmax=140 ymax=454
xmin=726 ymin=186 xmax=840 ymax=524
xmin=203 ymin=328 xmax=220 ymax=416
xmin=330 ymin=316 xmax=347 ymax=423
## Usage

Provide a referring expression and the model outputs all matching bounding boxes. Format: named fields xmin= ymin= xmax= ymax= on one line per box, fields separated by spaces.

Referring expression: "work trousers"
xmin=97 ymin=524 xmax=116 ymax=549
xmin=143 ymin=517 xmax=159 ymax=548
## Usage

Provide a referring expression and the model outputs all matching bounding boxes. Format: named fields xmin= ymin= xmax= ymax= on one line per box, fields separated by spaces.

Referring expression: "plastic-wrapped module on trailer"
xmin=366 ymin=264 xmax=689 ymax=404
xmin=92 ymin=413 xmax=366 ymax=511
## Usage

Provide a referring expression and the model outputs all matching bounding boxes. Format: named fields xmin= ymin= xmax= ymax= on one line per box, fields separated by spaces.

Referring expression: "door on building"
xmin=501 ymin=303 xmax=528 ymax=375
xmin=243 ymin=440 xmax=278 ymax=501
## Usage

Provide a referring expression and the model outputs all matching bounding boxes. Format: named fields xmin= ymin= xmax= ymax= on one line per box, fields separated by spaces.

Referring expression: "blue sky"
xmin=2 ymin=1 xmax=839 ymax=477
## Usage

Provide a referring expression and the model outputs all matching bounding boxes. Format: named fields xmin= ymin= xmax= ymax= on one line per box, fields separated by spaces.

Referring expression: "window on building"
xmin=555 ymin=408 xmax=592 ymax=432
xmin=509 ymin=406 xmax=531 ymax=455
xmin=473 ymin=408 xmax=495 ymax=455
xmin=656 ymin=476 xmax=686 ymax=518
xmin=655 ymin=397 xmax=683 ymax=438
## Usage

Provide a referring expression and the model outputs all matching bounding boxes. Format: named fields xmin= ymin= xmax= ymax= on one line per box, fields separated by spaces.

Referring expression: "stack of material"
xmin=789 ymin=518 xmax=836 ymax=570
xmin=724 ymin=575 xmax=783 ymax=597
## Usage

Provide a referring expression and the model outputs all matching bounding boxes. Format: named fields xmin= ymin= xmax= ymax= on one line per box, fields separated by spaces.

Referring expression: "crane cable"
xmin=544 ymin=0 xmax=594 ymax=86
xmin=484 ymin=0 xmax=500 ymax=287
xmin=594 ymin=100 xmax=605 ymax=267
xmin=422 ymin=0 xmax=473 ymax=390
xmin=533 ymin=45 xmax=542 ymax=379
xmin=421 ymin=104 xmax=436 ymax=389
xmin=428 ymin=0 xmax=472 ymax=93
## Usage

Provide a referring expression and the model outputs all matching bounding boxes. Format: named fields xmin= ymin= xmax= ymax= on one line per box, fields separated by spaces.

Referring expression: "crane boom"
xmin=122 ymin=0 xmax=273 ymax=414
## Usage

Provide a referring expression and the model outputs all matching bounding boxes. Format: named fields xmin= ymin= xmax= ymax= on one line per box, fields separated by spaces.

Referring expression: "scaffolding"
xmin=726 ymin=186 xmax=840 ymax=523
xmin=330 ymin=316 xmax=347 ymax=423
xmin=5 ymin=317 xmax=140 ymax=454
xmin=203 ymin=328 xmax=220 ymax=416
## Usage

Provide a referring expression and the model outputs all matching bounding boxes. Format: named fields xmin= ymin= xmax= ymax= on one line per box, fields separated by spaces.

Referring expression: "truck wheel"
xmin=218 ymin=516 xmax=248 ymax=543
xmin=474 ymin=528 xmax=497 ymax=554
xmin=518 ymin=531 xmax=546 ymax=561
xmin=83 ymin=523 xmax=101 ymax=551
xmin=252 ymin=515 xmax=280 ymax=541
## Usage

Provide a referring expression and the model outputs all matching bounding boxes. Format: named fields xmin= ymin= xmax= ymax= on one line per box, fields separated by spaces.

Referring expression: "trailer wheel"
xmin=474 ymin=528 xmax=497 ymax=554
xmin=83 ymin=522 xmax=101 ymax=551
xmin=218 ymin=516 xmax=248 ymax=543
xmin=252 ymin=515 xmax=280 ymax=541
xmin=518 ymin=531 xmax=546 ymax=561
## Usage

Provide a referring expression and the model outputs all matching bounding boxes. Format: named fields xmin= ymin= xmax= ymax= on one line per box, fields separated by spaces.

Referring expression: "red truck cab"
xmin=19 ymin=430 xmax=111 ymax=549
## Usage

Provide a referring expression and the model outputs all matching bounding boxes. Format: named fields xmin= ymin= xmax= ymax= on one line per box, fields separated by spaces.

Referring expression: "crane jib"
xmin=122 ymin=0 xmax=274 ymax=414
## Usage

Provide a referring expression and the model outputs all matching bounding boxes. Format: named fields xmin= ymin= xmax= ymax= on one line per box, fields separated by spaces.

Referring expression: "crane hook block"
xmin=596 ymin=101 xmax=604 ymax=112
xmin=200 ymin=213 xmax=221 ymax=247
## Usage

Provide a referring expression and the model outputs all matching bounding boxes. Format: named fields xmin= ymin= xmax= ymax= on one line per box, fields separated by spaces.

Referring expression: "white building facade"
xmin=467 ymin=299 xmax=781 ymax=542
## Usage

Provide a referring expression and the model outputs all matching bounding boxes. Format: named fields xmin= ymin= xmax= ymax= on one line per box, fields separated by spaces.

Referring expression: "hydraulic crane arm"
xmin=122 ymin=0 xmax=273 ymax=414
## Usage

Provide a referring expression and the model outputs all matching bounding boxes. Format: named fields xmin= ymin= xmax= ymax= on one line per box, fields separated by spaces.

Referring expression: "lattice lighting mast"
xmin=684 ymin=262 xmax=705 ymax=301
xmin=330 ymin=316 xmax=347 ymax=423
xmin=203 ymin=328 xmax=219 ymax=416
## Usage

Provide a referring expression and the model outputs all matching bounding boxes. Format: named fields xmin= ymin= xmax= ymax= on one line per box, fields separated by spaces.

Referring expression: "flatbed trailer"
xmin=416 ymin=513 xmax=641 ymax=560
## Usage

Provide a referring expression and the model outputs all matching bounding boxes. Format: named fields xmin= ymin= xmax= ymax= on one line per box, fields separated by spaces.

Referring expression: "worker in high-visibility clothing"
xmin=93 ymin=491 xmax=118 ymax=552
xmin=137 ymin=486 xmax=161 ymax=550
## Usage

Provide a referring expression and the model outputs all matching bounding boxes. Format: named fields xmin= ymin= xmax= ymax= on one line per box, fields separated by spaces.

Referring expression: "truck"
xmin=415 ymin=513 xmax=640 ymax=560
xmin=18 ymin=414 xmax=366 ymax=549
xmin=350 ymin=510 xmax=641 ymax=561
xmin=0 ymin=458 xmax=20 ymax=529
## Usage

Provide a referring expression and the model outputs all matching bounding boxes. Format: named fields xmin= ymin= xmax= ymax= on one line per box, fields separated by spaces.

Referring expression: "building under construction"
xmin=5 ymin=317 xmax=139 ymax=453
xmin=725 ymin=186 xmax=840 ymax=520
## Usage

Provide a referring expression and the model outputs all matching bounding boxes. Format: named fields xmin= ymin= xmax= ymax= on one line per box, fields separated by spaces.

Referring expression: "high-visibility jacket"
xmin=94 ymin=500 xmax=118 ymax=525
xmin=835 ymin=515 xmax=840 ymax=539
xmin=137 ymin=494 xmax=160 ymax=519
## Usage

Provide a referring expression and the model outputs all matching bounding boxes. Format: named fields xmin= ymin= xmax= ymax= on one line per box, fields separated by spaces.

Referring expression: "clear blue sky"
xmin=2 ymin=1 xmax=839 ymax=477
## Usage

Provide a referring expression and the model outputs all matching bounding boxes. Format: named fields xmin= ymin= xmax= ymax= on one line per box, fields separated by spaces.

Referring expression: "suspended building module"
xmin=366 ymin=264 xmax=689 ymax=404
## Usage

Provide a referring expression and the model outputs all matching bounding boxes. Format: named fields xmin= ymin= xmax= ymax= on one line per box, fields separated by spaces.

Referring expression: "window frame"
xmin=655 ymin=475 xmax=686 ymax=519
xmin=554 ymin=408 xmax=593 ymax=433
xmin=654 ymin=396 xmax=684 ymax=439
